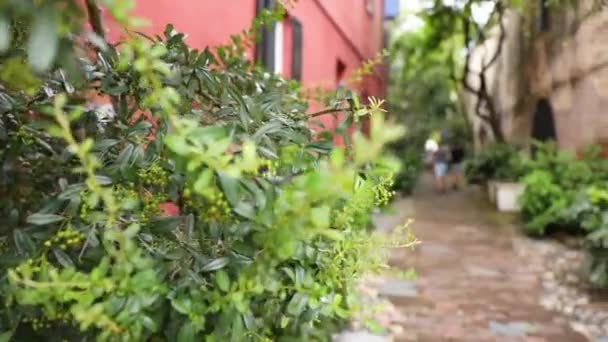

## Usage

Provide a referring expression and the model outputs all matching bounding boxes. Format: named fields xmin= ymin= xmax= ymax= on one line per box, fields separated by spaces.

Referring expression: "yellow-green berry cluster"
xmin=373 ymin=177 xmax=396 ymax=206
xmin=113 ymin=184 xmax=140 ymax=212
xmin=141 ymin=193 xmax=163 ymax=223
xmin=184 ymin=189 xmax=231 ymax=222
xmin=115 ymin=184 xmax=138 ymax=201
xmin=43 ymin=226 xmax=84 ymax=250
xmin=21 ymin=311 xmax=71 ymax=331
xmin=13 ymin=256 xmax=49 ymax=275
xmin=149 ymin=237 xmax=179 ymax=253
xmin=14 ymin=127 xmax=34 ymax=145
xmin=79 ymin=192 xmax=94 ymax=220
xmin=22 ymin=316 xmax=52 ymax=331
xmin=138 ymin=162 xmax=169 ymax=188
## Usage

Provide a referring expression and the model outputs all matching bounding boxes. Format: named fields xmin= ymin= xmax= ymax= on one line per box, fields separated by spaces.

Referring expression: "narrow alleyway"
xmin=373 ymin=173 xmax=588 ymax=341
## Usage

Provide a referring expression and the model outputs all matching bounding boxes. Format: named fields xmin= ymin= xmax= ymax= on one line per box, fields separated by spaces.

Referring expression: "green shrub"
xmin=519 ymin=170 xmax=574 ymax=235
xmin=464 ymin=143 xmax=527 ymax=184
xmin=0 ymin=3 xmax=412 ymax=341
xmin=565 ymin=187 xmax=608 ymax=287
xmin=519 ymin=142 xmax=603 ymax=235
xmin=521 ymin=143 xmax=608 ymax=285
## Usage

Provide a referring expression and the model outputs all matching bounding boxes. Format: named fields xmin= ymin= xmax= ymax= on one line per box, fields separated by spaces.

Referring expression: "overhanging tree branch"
xmin=458 ymin=0 xmax=506 ymax=142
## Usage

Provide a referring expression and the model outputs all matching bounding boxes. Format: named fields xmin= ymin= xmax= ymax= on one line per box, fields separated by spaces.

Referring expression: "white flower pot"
xmin=495 ymin=182 xmax=525 ymax=212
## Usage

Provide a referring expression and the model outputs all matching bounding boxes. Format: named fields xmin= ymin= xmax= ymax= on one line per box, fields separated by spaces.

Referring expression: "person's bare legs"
xmin=435 ymin=176 xmax=445 ymax=193
xmin=451 ymin=164 xmax=462 ymax=190
xmin=451 ymin=173 xmax=460 ymax=190
xmin=434 ymin=163 xmax=447 ymax=193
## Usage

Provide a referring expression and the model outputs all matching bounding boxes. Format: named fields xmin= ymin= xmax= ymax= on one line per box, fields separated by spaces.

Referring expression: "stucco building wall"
xmin=465 ymin=2 xmax=608 ymax=153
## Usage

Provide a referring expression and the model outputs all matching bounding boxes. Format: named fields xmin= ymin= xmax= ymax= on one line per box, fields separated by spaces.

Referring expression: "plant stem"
xmin=308 ymin=107 xmax=349 ymax=118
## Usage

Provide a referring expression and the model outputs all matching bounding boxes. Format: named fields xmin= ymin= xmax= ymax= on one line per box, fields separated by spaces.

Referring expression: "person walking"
xmin=433 ymin=131 xmax=451 ymax=193
xmin=424 ymin=138 xmax=438 ymax=168
xmin=449 ymin=142 xmax=465 ymax=190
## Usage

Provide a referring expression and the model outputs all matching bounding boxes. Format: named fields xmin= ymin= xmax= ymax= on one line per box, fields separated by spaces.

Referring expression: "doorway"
xmin=531 ymin=98 xmax=557 ymax=143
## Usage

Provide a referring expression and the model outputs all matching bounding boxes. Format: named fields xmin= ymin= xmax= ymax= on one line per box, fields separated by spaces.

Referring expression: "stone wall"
xmin=463 ymin=9 xmax=526 ymax=151
xmin=464 ymin=2 xmax=608 ymax=153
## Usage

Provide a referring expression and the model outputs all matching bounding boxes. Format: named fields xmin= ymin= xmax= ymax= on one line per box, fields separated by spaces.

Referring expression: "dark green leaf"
xmin=115 ymin=143 xmax=134 ymax=169
xmin=253 ymin=120 xmax=283 ymax=141
xmin=58 ymin=184 xmax=85 ymax=200
xmin=147 ymin=217 xmax=181 ymax=234
xmin=201 ymin=257 xmax=229 ymax=272
xmin=26 ymin=213 xmax=63 ymax=225
xmin=234 ymin=203 xmax=255 ymax=220
xmin=13 ymin=230 xmax=35 ymax=255
xmin=295 ymin=266 xmax=305 ymax=285
xmin=258 ymin=146 xmax=278 ymax=159
xmin=185 ymin=214 xmax=194 ymax=239
xmin=93 ymin=139 xmax=120 ymax=152
xmin=287 ymin=293 xmax=308 ymax=316
xmin=217 ymin=171 xmax=239 ymax=207
xmin=128 ymin=121 xmax=153 ymax=136
xmin=215 ymin=270 xmax=230 ymax=292
xmin=171 ymin=297 xmax=192 ymax=314
xmin=52 ymin=248 xmax=74 ymax=267
xmin=241 ymin=179 xmax=266 ymax=209
xmin=227 ymin=87 xmax=249 ymax=131
xmin=95 ymin=175 xmax=113 ymax=185
xmin=132 ymin=145 xmax=145 ymax=166
xmin=141 ymin=315 xmax=158 ymax=332
xmin=176 ymin=322 xmax=196 ymax=342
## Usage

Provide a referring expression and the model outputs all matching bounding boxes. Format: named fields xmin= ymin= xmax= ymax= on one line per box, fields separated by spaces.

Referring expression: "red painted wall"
xmin=285 ymin=0 xmax=385 ymax=138
xmin=102 ymin=1 xmax=387 ymax=135
xmin=287 ymin=0 xmax=384 ymax=91
xmin=104 ymin=1 xmax=256 ymax=52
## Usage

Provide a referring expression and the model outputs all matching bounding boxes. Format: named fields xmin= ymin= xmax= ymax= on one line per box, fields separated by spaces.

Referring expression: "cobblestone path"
xmin=371 ymin=174 xmax=587 ymax=341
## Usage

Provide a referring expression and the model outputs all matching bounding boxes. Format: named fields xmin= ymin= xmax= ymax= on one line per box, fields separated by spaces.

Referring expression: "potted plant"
xmin=493 ymin=151 xmax=529 ymax=212
xmin=464 ymin=143 xmax=524 ymax=205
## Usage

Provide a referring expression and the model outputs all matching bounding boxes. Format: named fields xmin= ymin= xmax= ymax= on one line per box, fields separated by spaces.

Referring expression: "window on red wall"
xmin=290 ymin=17 xmax=303 ymax=81
xmin=256 ymin=3 xmax=303 ymax=81
xmin=336 ymin=59 xmax=346 ymax=87
xmin=269 ymin=15 xmax=303 ymax=81
xmin=256 ymin=0 xmax=275 ymax=71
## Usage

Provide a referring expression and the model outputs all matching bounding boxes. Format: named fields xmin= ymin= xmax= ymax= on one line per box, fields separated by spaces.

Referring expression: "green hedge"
xmin=0 ymin=3 xmax=413 ymax=340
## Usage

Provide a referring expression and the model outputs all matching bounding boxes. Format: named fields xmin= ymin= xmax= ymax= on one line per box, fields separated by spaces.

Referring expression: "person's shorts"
xmin=434 ymin=162 xmax=448 ymax=178
xmin=450 ymin=162 xmax=463 ymax=173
